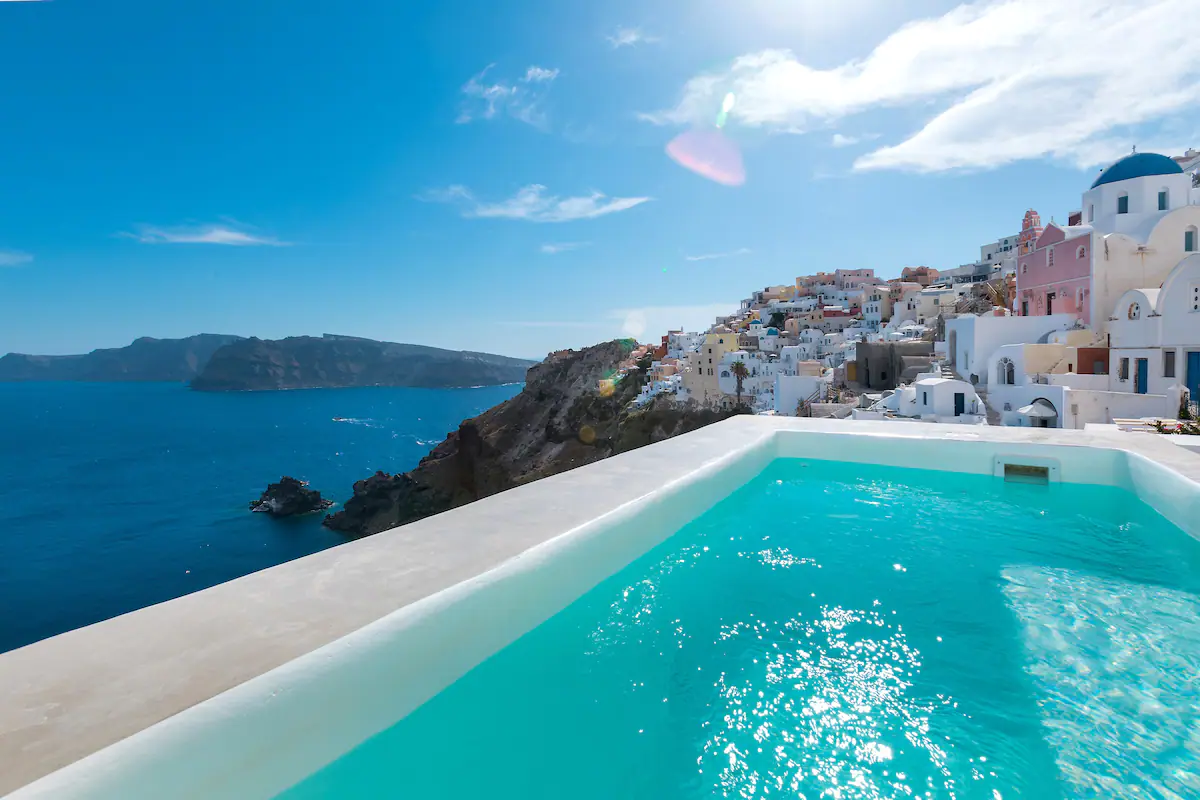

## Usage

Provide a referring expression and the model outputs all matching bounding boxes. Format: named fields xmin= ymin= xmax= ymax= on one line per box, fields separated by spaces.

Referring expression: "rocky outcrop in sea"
xmin=323 ymin=339 xmax=743 ymax=536
xmin=250 ymin=477 xmax=334 ymax=517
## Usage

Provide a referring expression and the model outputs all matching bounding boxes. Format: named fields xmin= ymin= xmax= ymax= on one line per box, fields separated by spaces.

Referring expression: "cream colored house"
xmin=681 ymin=328 xmax=743 ymax=406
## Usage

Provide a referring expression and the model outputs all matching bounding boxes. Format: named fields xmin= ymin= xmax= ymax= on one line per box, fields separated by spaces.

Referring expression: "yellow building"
xmin=682 ymin=328 xmax=743 ymax=406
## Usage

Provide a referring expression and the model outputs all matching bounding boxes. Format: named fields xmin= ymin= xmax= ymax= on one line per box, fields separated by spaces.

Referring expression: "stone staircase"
xmin=974 ymin=388 xmax=1003 ymax=426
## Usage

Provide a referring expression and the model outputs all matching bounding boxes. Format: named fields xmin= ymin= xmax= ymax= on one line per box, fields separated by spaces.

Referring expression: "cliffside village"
xmin=617 ymin=149 xmax=1200 ymax=434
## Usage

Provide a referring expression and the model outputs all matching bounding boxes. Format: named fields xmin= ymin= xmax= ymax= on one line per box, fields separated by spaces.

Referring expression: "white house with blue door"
xmin=1107 ymin=253 xmax=1200 ymax=407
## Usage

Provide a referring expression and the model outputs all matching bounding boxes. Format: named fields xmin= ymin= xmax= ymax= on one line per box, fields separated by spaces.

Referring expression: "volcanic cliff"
xmin=323 ymin=339 xmax=742 ymax=536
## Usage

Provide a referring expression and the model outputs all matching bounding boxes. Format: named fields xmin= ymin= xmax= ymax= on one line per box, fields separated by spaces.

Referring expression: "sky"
xmin=1 ymin=0 xmax=1197 ymax=359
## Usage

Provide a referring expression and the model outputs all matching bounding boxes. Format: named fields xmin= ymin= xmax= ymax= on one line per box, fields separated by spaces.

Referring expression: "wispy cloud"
xmin=607 ymin=27 xmax=660 ymax=48
xmin=119 ymin=221 xmax=289 ymax=246
xmin=830 ymin=132 xmax=879 ymax=148
xmin=684 ymin=248 xmax=752 ymax=262
xmin=420 ymin=184 xmax=651 ymax=223
xmin=523 ymin=66 xmax=559 ymax=83
xmin=0 ymin=249 xmax=33 ymax=267
xmin=458 ymin=64 xmax=559 ymax=129
xmin=540 ymin=241 xmax=591 ymax=254
xmin=641 ymin=0 xmax=1200 ymax=172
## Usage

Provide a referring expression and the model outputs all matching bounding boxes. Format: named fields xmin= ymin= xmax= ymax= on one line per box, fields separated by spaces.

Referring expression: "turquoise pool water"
xmin=280 ymin=459 xmax=1200 ymax=799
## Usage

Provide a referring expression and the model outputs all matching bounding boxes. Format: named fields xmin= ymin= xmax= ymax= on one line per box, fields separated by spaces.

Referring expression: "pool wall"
xmin=4 ymin=419 xmax=1199 ymax=798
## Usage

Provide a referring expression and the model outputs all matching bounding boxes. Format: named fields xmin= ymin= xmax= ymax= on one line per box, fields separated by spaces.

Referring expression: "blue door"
xmin=1188 ymin=352 xmax=1200 ymax=402
xmin=1136 ymin=358 xmax=1148 ymax=394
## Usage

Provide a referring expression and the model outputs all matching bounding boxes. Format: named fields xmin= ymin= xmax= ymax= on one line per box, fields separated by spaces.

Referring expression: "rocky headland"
xmin=0 ymin=334 xmax=243 ymax=382
xmin=323 ymin=339 xmax=743 ymax=536
xmin=249 ymin=477 xmax=334 ymax=517
xmin=191 ymin=334 xmax=536 ymax=391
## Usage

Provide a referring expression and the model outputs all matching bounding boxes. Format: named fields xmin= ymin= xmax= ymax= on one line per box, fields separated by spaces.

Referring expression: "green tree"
xmin=768 ymin=311 xmax=786 ymax=329
xmin=730 ymin=360 xmax=749 ymax=407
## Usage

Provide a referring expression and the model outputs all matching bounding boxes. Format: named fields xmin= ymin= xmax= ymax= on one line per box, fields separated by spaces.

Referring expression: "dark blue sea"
xmin=0 ymin=381 xmax=522 ymax=654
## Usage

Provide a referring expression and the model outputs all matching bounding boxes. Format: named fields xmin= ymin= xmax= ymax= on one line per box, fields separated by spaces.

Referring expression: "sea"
xmin=0 ymin=381 xmax=522 ymax=654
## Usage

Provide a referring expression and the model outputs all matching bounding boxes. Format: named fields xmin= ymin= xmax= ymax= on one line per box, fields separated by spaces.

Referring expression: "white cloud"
xmin=607 ymin=27 xmax=660 ymax=48
xmin=0 ymin=249 xmax=33 ymax=266
xmin=458 ymin=64 xmax=558 ymax=128
xmin=830 ymin=132 xmax=879 ymax=147
xmin=119 ymin=221 xmax=288 ymax=246
xmin=685 ymin=248 xmax=752 ymax=262
xmin=421 ymin=184 xmax=651 ymax=223
xmin=540 ymin=241 xmax=591 ymax=254
xmin=523 ymin=66 xmax=559 ymax=83
xmin=642 ymin=0 xmax=1200 ymax=172
xmin=610 ymin=303 xmax=734 ymax=341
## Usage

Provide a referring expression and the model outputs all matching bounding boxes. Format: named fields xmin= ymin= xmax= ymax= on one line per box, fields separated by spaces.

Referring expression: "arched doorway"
xmin=1018 ymin=397 xmax=1058 ymax=428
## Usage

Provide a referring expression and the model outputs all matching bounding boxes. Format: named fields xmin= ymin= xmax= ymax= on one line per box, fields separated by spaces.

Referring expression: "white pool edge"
xmin=5 ymin=419 xmax=1200 ymax=799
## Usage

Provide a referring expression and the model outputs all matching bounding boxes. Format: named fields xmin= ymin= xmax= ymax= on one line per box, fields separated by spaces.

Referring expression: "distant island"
xmin=0 ymin=333 xmax=537 ymax=390
xmin=191 ymin=335 xmax=536 ymax=391
xmin=0 ymin=334 xmax=243 ymax=383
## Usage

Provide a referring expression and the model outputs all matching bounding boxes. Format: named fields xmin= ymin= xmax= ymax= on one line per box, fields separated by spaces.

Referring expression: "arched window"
xmin=1117 ymin=193 xmax=1129 ymax=214
xmin=1128 ymin=302 xmax=1141 ymax=321
xmin=1077 ymin=245 xmax=1086 ymax=259
xmin=1186 ymin=226 xmax=1197 ymax=253
xmin=1021 ymin=263 xmax=1028 ymax=274
xmin=997 ymin=357 xmax=1015 ymax=386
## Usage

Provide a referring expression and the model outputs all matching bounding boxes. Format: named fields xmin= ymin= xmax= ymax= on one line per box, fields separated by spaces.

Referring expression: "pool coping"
xmin=2 ymin=417 xmax=1199 ymax=796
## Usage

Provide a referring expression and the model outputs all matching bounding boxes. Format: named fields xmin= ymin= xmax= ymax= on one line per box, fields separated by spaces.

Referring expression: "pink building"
xmin=833 ymin=268 xmax=878 ymax=290
xmin=1017 ymin=224 xmax=1092 ymax=323
xmin=1017 ymin=209 xmax=1043 ymax=255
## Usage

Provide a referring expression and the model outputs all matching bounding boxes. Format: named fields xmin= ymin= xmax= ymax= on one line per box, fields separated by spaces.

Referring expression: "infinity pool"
xmin=278 ymin=459 xmax=1200 ymax=799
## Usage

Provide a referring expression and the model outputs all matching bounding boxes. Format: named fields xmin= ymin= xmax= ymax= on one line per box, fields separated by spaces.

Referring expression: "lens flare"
xmin=666 ymin=128 xmax=745 ymax=187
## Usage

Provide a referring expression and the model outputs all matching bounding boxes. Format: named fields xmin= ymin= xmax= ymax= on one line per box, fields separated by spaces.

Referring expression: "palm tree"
xmin=730 ymin=360 xmax=749 ymax=407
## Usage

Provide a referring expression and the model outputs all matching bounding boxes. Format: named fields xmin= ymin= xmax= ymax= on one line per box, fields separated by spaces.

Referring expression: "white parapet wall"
xmin=3 ymin=418 xmax=1199 ymax=799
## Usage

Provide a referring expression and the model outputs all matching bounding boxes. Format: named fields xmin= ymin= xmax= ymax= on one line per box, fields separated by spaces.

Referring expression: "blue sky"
xmin=1 ymin=0 xmax=1196 ymax=359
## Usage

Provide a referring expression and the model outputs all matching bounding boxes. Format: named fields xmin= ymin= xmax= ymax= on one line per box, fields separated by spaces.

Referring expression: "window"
xmin=1021 ymin=263 xmax=1028 ymax=274
xmin=1194 ymin=285 xmax=1200 ymax=312
xmin=1048 ymin=248 xmax=1055 ymax=267
xmin=1159 ymin=190 xmax=1169 ymax=211
xmin=1128 ymin=302 xmax=1141 ymax=321
xmin=1077 ymin=245 xmax=1086 ymax=259
xmin=1119 ymin=358 xmax=1129 ymax=381
xmin=1021 ymin=300 xmax=1029 ymax=316
xmin=922 ymin=391 xmax=928 ymax=405
xmin=1117 ymin=193 xmax=1129 ymax=214
xmin=1088 ymin=204 xmax=1094 ymax=222
xmin=1165 ymin=350 xmax=1176 ymax=378
xmin=997 ymin=357 xmax=1015 ymax=385
xmin=1186 ymin=226 xmax=1197 ymax=253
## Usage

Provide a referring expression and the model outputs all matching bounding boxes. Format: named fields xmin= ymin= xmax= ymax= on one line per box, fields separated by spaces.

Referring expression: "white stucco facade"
xmin=946 ymin=313 xmax=1078 ymax=385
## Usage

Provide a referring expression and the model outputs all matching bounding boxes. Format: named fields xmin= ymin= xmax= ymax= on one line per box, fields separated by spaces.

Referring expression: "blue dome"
xmin=1090 ymin=152 xmax=1182 ymax=189
xmin=766 ymin=327 xmax=779 ymax=335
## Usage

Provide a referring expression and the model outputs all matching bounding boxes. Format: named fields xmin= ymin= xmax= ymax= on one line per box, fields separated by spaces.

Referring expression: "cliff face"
xmin=0 ymin=334 xmax=243 ymax=382
xmin=324 ymin=340 xmax=742 ymax=536
xmin=190 ymin=334 xmax=537 ymax=391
